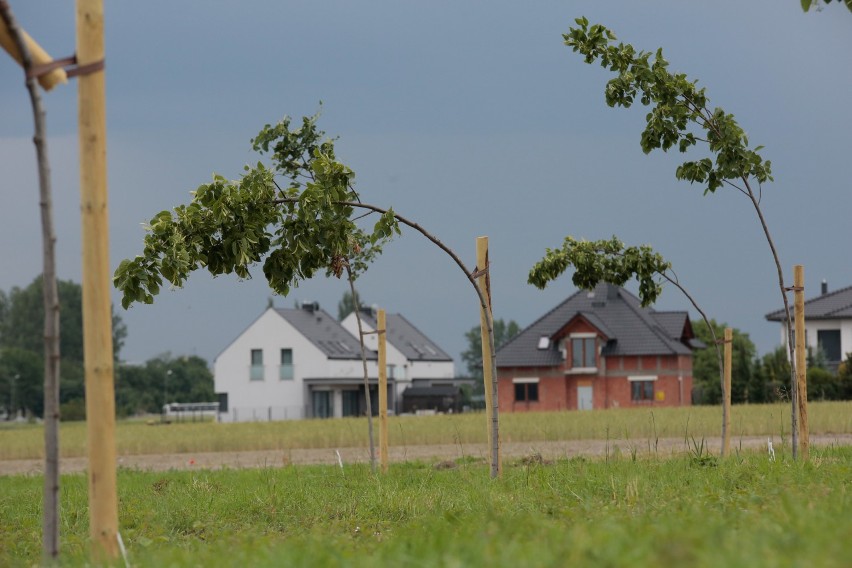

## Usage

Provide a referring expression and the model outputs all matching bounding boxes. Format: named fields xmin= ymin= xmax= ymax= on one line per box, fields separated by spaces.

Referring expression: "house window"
xmin=817 ymin=329 xmax=841 ymax=363
xmin=280 ymin=348 xmax=294 ymax=380
xmin=342 ymin=390 xmax=360 ymax=417
xmin=629 ymin=376 xmax=656 ymax=402
xmin=250 ymin=349 xmax=264 ymax=381
xmin=312 ymin=390 xmax=332 ymax=418
xmin=387 ymin=364 xmax=397 ymax=379
xmin=513 ymin=378 xmax=540 ymax=402
xmin=571 ymin=337 xmax=596 ymax=368
xmin=514 ymin=383 xmax=539 ymax=402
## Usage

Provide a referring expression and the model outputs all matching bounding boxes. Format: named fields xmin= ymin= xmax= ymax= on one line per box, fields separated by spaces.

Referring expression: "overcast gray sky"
xmin=1 ymin=1 xmax=850 ymax=370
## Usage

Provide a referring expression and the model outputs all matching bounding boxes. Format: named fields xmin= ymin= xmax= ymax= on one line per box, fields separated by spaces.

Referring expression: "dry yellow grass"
xmin=1 ymin=401 xmax=850 ymax=460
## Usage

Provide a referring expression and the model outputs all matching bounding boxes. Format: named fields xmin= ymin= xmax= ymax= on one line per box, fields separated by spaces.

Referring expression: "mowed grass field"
xmin=2 ymin=402 xmax=852 ymax=566
xmin=2 ymin=401 xmax=852 ymax=460
xmin=1 ymin=446 xmax=851 ymax=567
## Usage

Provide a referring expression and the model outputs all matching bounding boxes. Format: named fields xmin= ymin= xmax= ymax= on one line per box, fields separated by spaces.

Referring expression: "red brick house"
xmin=496 ymin=283 xmax=699 ymax=412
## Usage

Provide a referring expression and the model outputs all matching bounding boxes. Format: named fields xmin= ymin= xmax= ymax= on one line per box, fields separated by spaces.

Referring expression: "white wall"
xmin=777 ymin=318 xmax=852 ymax=362
xmin=341 ymin=312 xmax=410 ymax=383
xmin=408 ymin=360 xmax=455 ymax=380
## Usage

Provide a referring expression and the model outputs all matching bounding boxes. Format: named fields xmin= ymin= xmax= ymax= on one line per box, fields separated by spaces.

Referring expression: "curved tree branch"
xmin=274 ymin=196 xmax=501 ymax=477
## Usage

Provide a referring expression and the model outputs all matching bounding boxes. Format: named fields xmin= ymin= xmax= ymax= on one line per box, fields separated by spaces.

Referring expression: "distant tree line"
xmin=0 ymin=275 xmax=213 ymax=420
xmin=691 ymin=320 xmax=852 ymax=404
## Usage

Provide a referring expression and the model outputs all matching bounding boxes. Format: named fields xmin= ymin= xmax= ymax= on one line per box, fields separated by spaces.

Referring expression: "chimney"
xmin=605 ymin=283 xmax=619 ymax=301
xmin=821 ymin=280 xmax=828 ymax=295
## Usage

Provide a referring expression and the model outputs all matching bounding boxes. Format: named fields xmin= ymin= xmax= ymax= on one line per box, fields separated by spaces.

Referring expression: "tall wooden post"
xmin=722 ymin=327 xmax=732 ymax=457
xmin=377 ymin=309 xmax=389 ymax=474
xmin=794 ymin=265 xmax=808 ymax=461
xmin=77 ymin=0 xmax=118 ymax=558
xmin=476 ymin=236 xmax=500 ymax=476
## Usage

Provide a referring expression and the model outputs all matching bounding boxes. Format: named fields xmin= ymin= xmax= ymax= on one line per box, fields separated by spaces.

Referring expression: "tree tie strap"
xmin=26 ymin=54 xmax=104 ymax=80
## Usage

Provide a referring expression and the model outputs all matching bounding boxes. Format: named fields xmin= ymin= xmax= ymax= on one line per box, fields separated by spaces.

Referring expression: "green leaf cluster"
xmin=528 ymin=236 xmax=671 ymax=307
xmin=115 ymin=113 xmax=400 ymax=309
xmin=565 ymin=18 xmax=772 ymax=195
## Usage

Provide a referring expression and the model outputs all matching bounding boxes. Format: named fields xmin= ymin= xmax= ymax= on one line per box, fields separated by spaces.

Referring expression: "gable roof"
xmin=766 ymin=285 xmax=852 ymax=321
xmin=496 ymin=282 xmax=694 ymax=368
xmin=275 ymin=306 xmax=376 ymax=360
xmin=357 ymin=311 xmax=452 ymax=362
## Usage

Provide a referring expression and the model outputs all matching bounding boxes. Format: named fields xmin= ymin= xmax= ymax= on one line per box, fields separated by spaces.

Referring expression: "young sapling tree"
xmin=115 ymin=114 xmax=502 ymax=477
xmin=563 ymin=18 xmax=800 ymax=456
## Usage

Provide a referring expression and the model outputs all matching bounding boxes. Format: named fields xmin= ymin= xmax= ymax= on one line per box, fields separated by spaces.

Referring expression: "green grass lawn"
xmin=1 ymin=446 xmax=851 ymax=567
xmin=2 ymin=401 xmax=851 ymax=460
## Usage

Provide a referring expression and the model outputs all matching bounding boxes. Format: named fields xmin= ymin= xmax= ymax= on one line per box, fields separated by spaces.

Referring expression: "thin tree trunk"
xmin=346 ymin=265 xmax=376 ymax=473
xmin=0 ymin=1 xmax=62 ymax=559
xmin=343 ymin=203 xmax=500 ymax=476
xmin=693 ymin=106 xmax=798 ymax=458
xmin=742 ymin=179 xmax=798 ymax=458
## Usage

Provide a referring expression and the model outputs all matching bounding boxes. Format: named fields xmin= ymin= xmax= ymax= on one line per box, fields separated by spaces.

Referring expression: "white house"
xmin=214 ymin=302 xmax=380 ymax=422
xmin=766 ymin=281 xmax=852 ymax=370
xmin=214 ymin=302 xmax=456 ymax=422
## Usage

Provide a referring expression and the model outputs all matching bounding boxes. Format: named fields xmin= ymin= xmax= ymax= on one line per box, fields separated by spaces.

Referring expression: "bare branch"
xmin=0 ymin=0 xmax=62 ymax=558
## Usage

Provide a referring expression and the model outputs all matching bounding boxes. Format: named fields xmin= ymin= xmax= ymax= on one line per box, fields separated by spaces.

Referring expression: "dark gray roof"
xmin=275 ymin=307 xmax=376 ymax=360
xmin=766 ymin=285 xmax=852 ymax=321
xmin=496 ymin=282 xmax=694 ymax=368
xmin=357 ymin=310 xmax=452 ymax=362
xmin=651 ymin=311 xmax=690 ymax=341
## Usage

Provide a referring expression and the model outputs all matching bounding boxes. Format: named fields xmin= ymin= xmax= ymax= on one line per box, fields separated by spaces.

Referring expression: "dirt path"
xmin=2 ymin=434 xmax=850 ymax=476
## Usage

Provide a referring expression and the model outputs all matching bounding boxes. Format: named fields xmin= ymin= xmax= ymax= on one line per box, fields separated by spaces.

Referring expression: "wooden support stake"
xmin=794 ymin=265 xmax=809 ymax=461
xmin=77 ymin=0 xmax=118 ymax=559
xmin=378 ymin=309 xmax=389 ymax=474
xmin=476 ymin=236 xmax=501 ymax=476
xmin=722 ymin=327 xmax=732 ymax=458
xmin=0 ymin=19 xmax=67 ymax=90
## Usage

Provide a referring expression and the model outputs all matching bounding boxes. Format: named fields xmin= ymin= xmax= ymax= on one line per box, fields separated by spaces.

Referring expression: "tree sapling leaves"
xmin=115 ymin=114 xmax=399 ymax=308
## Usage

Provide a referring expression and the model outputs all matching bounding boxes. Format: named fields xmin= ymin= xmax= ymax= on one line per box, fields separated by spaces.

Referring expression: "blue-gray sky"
xmin=1 ymin=1 xmax=850 ymax=370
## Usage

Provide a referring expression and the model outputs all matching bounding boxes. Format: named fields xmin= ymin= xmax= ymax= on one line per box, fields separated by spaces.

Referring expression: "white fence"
xmin=217 ymin=405 xmax=306 ymax=423
xmin=162 ymin=402 xmax=219 ymax=422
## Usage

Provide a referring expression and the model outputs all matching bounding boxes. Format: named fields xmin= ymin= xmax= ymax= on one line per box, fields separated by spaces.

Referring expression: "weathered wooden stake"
xmin=476 ymin=236 xmax=501 ymax=476
xmin=722 ymin=327 xmax=732 ymax=457
xmin=378 ymin=309 xmax=389 ymax=474
xmin=0 ymin=17 xmax=67 ymax=90
xmin=794 ymin=265 xmax=809 ymax=461
xmin=77 ymin=0 xmax=118 ymax=559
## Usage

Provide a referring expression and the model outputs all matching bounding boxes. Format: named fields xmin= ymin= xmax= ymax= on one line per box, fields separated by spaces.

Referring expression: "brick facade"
xmin=498 ymin=353 xmax=693 ymax=411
